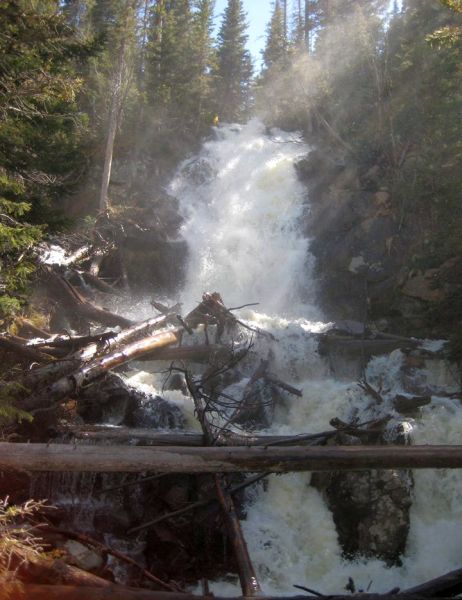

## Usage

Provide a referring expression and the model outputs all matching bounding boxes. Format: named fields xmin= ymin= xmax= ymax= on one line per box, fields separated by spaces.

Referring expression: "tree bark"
xmin=3 ymin=444 xmax=462 ymax=473
xmin=70 ymin=428 xmax=333 ymax=446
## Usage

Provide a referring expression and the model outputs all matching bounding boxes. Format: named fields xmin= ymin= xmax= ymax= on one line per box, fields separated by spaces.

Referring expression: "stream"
xmin=170 ymin=120 xmax=462 ymax=594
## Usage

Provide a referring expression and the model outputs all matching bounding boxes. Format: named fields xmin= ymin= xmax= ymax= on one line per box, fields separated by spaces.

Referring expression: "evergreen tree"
xmin=212 ymin=0 xmax=252 ymax=122
xmin=262 ymin=1 xmax=287 ymax=74
xmin=0 ymin=0 xmax=90 ymax=317
xmin=189 ymin=0 xmax=216 ymax=129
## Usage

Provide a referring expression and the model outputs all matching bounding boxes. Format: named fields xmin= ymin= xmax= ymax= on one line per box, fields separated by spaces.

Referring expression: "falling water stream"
xmin=166 ymin=120 xmax=462 ymax=594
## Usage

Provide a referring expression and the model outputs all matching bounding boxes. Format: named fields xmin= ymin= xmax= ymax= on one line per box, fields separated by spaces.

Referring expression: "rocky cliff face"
xmin=296 ymin=149 xmax=461 ymax=339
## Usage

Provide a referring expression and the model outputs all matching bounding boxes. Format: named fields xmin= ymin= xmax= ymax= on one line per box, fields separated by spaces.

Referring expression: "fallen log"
xmin=43 ymin=266 xmax=132 ymax=328
xmin=16 ymin=318 xmax=52 ymax=338
xmin=140 ymin=344 xmax=233 ymax=364
xmin=22 ymin=328 xmax=180 ymax=411
xmin=264 ymin=373 xmax=303 ymax=397
xmin=214 ymin=473 xmax=262 ymax=596
xmin=71 ymin=428 xmax=334 ymax=446
xmin=186 ymin=369 xmax=261 ymax=596
xmin=1 ymin=586 xmax=459 ymax=600
xmin=3 ymin=444 xmax=462 ymax=473
xmin=127 ymin=472 xmax=268 ymax=534
xmin=0 ymin=335 xmax=52 ymax=363
xmin=79 ymin=270 xmax=121 ymax=295
xmin=16 ymin=555 xmax=113 ymax=587
xmin=39 ymin=526 xmax=182 ymax=592
xmin=404 ymin=565 xmax=462 ymax=596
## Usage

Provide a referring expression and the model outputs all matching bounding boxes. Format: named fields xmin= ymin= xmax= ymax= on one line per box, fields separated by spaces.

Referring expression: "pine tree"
xmin=290 ymin=0 xmax=305 ymax=49
xmin=0 ymin=0 xmax=90 ymax=317
xmin=189 ymin=0 xmax=216 ymax=129
xmin=212 ymin=0 xmax=253 ymax=122
xmin=262 ymin=1 xmax=287 ymax=74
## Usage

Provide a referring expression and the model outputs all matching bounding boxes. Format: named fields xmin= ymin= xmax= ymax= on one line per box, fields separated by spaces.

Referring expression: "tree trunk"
xmin=99 ymin=3 xmax=132 ymax=212
xmin=2 ymin=444 xmax=462 ymax=473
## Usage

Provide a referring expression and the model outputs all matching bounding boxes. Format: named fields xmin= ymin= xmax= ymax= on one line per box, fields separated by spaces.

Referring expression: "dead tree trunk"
xmin=2 ymin=444 xmax=462 ymax=473
xmin=23 ymin=328 xmax=180 ymax=411
xmin=186 ymin=373 xmax=262 ymax=597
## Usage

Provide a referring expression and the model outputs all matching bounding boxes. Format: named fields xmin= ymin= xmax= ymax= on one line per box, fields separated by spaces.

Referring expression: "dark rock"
xmin=311 ymin=431 xmax=413 ymax=565
xmin=393 ymin=393 xmax=431 ymax=414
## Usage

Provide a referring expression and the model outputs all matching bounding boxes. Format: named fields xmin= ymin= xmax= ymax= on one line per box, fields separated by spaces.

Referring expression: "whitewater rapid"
xmin=145 ymin=120 xmax=462 ymax=594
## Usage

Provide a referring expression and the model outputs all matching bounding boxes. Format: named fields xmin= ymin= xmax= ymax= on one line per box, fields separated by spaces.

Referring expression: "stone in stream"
xmin=311 ymin=430 xmax=413 ymax=566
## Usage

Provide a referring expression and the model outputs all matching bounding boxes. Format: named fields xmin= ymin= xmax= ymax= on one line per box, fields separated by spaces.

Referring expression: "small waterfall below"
xmin=168 ymin=119 xmax=462 ymax=594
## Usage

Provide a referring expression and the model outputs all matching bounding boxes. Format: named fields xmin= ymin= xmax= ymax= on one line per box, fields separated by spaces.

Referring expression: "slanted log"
xmin=2 ymin=444 xmax=462 ymax=473
xmin=264 ymin=373 xmax=303 ymax=397
xmin=215 ymin=473 xmax=262 ymax=596
xmin=43 ymin=266 xmax=132 ymax=328
xmin=40 ymin=526 xmax=182 ymax=592
xmin=185 ymin=371 xmax=261 ymax=597
xmin=404 ymin=566 xmax=462 ymax=596
xmin=17 ymin=556 xmax=113 ymax=587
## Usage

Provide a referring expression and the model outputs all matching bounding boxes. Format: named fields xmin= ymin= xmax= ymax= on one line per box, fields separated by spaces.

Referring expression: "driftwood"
xmin=186 ymin=369 xmax=261 ymax=597
xmin=16 ymin=555 xmax=113 ymax=587
xmin=22 ymin=327 xmax=180 ymax=411
xmin=40 ymin=526 xmax=182 ymax=592
xmin=214 ymin=473 xmax=262 ymax=596
xmin=0 ymin=335 xmax=52 ymax=363
xmin=16 ymin=318 xmax=52 ymax=338
xmin=42 ymin=266 xmax=132 ymax=328
xmin=264 ymin=373 xmax=303 ymax=397
xmin=2 ymin=443 xmax=462 ymax=473
xmin=404 ymin=565 xmax=462 ymax=596
xmin=140 ymin=344 xmax=233 ymax=364
xmin=127 ymin=472 xmax=268 ymax=534
xmin=1 ymin=587 xmax=459 ymax=600
xmin=71 ymin=428 xmax=335 ymax=446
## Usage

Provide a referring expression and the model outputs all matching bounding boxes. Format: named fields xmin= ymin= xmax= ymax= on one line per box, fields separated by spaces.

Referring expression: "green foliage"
xmin=0 ymin=381 xmax=33 ymax=428
xmin=262 ymin=1 xmax=287 ymax=75
xmin=0 ymin=0 xmax=91 ymax=318
xmin=212 ymin=0 xmax=253 ymax=122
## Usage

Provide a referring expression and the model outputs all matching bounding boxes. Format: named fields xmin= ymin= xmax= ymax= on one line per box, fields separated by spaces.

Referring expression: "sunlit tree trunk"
xmin=99 ymin=35 xmax=127 ymax=212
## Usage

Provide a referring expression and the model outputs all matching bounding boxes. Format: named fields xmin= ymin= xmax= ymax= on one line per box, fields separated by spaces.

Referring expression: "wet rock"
xmin=127 ymin=394 xmax=185 ymax=429
xmin=312 ymin=432 xmax=413 ymax=565
xmin=393 ymin=393 xmax=431 ymax=414
xmin=77 ymin=373 xmax=184 ymax=429
xmin=402 ymin=270 xmax=445 ymax=302
xmin=64 ymin=540 xmax=103 ymax=571
xmin=232 ymin=379 xmax=282 ymax=430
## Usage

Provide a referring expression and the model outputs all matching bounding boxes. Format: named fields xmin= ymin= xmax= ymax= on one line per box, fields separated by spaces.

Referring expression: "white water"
xmin=165 ymin=119 xmax=462 ymax=595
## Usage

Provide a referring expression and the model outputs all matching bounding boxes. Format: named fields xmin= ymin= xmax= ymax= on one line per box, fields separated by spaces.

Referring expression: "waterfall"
xmin=170 ymin=119 xmax=319 ymax=320
xmin=169 ymin=119 xmax=462 ymax=594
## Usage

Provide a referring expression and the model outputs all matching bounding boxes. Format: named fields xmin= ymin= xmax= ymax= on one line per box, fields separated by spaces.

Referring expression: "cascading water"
xmin=168 ymin=119 xmax=462 ymax=594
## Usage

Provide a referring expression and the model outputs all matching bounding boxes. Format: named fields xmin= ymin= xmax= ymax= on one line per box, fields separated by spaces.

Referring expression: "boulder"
xmin=402 ymin=270 xmax=445 ymax=302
